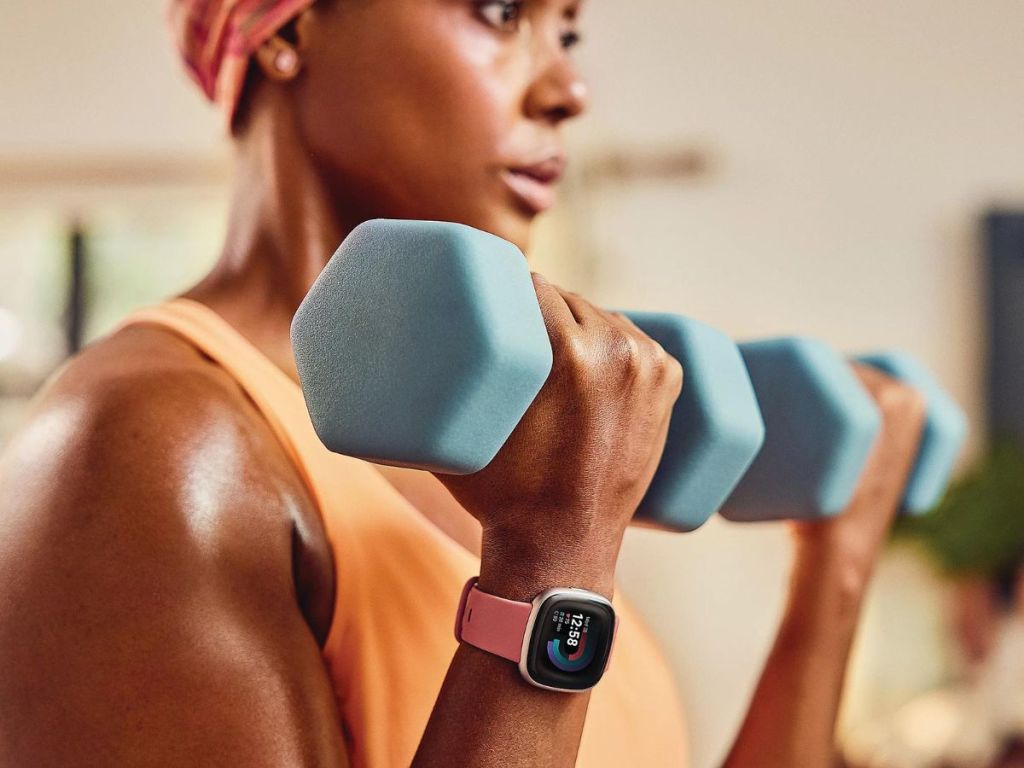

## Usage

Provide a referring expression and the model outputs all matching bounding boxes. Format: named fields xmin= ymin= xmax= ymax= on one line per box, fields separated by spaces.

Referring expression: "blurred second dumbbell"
xmin=722 ymin=340 xmax=966 ymax=523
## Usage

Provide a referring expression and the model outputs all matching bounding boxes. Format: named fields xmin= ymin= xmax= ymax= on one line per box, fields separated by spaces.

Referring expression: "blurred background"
xmin=1 ymin=2 xmax=1022 ymax=767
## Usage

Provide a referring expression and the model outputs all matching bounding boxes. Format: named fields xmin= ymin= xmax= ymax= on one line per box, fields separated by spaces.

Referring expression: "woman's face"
xmin=291 ymin=0 xmax=587 ymax=251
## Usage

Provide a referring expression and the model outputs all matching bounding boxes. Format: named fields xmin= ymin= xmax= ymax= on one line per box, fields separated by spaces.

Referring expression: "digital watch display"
xmin=455 ymin=579 xmax=617 ymax=693
xmin=524 ymin=593 xmax=615 ymax=691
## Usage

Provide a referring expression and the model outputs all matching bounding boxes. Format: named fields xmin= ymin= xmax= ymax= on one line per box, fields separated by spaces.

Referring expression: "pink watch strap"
xmin=454 ymin=577 xmax=533 ymax=663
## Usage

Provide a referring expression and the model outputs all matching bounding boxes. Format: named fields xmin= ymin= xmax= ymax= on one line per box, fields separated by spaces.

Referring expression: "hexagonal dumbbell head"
xmin=722 ymin=337 xmax=882 ymax=522
xmin=291 ymin=219 xmax=553 ymax=474
xmin=856 ymin=351 xmax=968 ymax=514
xmin=625 ymin=312 xmax=766 ymax=532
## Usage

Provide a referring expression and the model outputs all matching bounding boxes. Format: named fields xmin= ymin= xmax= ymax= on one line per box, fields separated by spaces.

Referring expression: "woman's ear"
xmin=253 ymin=33 xmax=303 ymax=83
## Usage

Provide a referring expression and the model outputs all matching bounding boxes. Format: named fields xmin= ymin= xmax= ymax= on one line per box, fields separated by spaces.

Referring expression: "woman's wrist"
xmin=477 ymin=523 xmax=623 ymax=601
xmin=784 ymin=534 xmax=876 ymax=637
xmin=790 ymin=512 xmax=893 ymax=592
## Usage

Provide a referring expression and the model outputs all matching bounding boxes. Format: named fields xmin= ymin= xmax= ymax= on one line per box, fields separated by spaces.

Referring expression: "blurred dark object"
xmin=1003 ymin=740 xmax=1024 ymax=767
xmin=953 ymin=575 xmax=1002 ymax=665
xmin=987 ymin=212 xmax=1024 ymax=447
xmin=64 ymin=221 xmax=87 ymax=355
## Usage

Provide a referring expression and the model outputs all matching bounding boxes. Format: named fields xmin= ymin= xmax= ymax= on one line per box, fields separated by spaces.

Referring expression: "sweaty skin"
xmin=0 ymin=1 xmax=925 ymax=766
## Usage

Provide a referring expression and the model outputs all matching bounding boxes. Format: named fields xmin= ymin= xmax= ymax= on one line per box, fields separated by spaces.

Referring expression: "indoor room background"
xmin=1 ymin=2 xmax=1022 ymax=767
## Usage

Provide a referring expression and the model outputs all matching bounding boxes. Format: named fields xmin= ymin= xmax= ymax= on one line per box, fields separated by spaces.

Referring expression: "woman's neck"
xmin=183 ymin=106 xmax=347 ymax=381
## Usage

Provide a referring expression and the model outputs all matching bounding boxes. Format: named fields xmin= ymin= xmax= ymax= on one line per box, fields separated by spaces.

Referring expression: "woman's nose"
xmin=524 ymin=56 xmax=589 ymax=125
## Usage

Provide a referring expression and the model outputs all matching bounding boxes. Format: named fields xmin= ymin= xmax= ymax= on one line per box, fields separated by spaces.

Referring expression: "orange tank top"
xmin=118 ymin=298 xmax=689 ymax=768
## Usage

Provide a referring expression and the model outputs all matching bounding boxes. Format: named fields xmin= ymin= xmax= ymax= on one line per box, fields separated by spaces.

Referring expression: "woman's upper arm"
xmin=0 ymin=355 xmax=349 ymax=767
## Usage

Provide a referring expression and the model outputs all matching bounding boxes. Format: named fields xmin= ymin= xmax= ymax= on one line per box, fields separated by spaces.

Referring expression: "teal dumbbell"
xmin=722 ymin=342 xmax=967 ymax=523
xmin=291 ymin=219 xmax=766 ymax=533
xmin=625 ymin=313 xmax=765 ymax=532
xmin=293 ymin=219 xmax=552 ymax=475
xmin=722 ymin=338 xmax=883 ymax=522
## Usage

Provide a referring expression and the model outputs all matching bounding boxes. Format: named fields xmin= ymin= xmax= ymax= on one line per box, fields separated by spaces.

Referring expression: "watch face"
xmin=525 ymin=594 xmax=615 ymax=691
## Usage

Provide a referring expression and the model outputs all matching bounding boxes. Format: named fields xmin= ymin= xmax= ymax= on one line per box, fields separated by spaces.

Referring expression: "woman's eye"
xmin=560 ymin=29 xmax=581 ymax=50
xmin=476 ymin=1 xmax=523 ymax=33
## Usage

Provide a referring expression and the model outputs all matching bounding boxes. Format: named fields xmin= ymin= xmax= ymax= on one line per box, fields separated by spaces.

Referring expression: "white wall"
xmin=3 ymin=3 xmax=1024 ymax=767
xmin=1 ymin=0 xmax=220 ymax=156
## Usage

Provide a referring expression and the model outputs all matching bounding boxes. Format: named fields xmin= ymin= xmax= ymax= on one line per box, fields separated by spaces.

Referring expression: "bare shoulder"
xmin=0 ymin=325 xmax=345 ymax=767
xmin=1 ymin=323 xmax=318 ymax=565
xmin=14 ymin=322 xmax=286 ymax=467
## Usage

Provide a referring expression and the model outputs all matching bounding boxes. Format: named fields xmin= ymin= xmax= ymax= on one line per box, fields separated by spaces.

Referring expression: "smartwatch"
xmin=454 ymin=577 xmax=617 ymax=692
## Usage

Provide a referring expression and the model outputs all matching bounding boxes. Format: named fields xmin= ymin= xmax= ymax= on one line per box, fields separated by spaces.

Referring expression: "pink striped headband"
xmin=168 ymin=0 xmax=316 ymax=127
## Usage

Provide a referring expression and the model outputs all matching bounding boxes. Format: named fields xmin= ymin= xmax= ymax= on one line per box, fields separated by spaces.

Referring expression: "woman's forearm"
xmin=413 ymin=529 xmax=620 ymax=768
xmin=416 ymin=641 xmax=594 ymax=768
xmin=725 ymin=367 xmax=925 ymax=768
xmin=722 ymin=540 xmax=872 ymax=768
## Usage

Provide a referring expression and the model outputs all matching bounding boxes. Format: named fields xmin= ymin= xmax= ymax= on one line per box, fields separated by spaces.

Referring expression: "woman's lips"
xmin=501 ymin=156 xmax=566 ymax=215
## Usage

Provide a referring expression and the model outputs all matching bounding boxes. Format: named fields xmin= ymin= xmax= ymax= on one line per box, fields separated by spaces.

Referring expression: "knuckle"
xmin=648 ymin=340 xmax=669 ymax=368
xmin=641 ymin=336 xmax=675 ymax=370
xmin=571 ymin=332 xmax=592 ymax=361
xmin=645 ymin=341 xmax=677 ymax=387
xmin=666 ymin=356 xmax=684 ymax=393
xmin=876 ymin=380 xmax=927 ymax=423
xmin=554 ymin=326 xmax=585 ymax=359
xmin=548 ymin=333 xmax=592 ymax=390
xmin=616 ymin=332 xmax=644 ymax=370
xmin=596 ymin=330 xmax=643 ymax=382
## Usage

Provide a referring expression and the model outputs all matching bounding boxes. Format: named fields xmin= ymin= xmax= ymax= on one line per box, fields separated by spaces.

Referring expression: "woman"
xmin=0 ymin=1 xmax=927 ymax=766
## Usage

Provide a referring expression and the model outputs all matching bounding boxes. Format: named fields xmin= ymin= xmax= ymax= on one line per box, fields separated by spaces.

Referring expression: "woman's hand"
xmin=437 ymin=274 xmax=683 ymax=599
xmin=790 ymin=363 xmax=928 ymax=592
